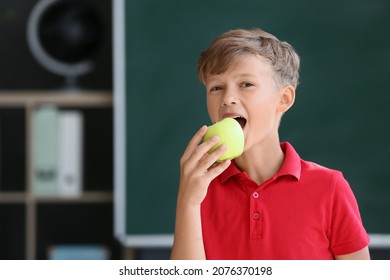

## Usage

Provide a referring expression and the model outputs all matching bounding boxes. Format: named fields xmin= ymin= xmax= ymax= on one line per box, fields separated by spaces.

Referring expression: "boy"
xmin=171 ymin=28 xmax=370 ymax=259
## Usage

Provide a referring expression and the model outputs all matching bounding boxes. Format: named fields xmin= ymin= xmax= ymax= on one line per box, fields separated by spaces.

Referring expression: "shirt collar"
xmin=276 ymin=142 xmax=301 ymax=180
xmin=220 ymin=142 xmax=301 ymax=183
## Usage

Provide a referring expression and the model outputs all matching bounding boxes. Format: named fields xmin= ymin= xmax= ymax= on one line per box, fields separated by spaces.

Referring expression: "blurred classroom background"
xmin=1 ymin=0 xmax=389 ymax=260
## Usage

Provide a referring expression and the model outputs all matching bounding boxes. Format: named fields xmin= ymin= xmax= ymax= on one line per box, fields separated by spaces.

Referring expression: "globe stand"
xmin=64 ymin=75 xmax=80 ymax=90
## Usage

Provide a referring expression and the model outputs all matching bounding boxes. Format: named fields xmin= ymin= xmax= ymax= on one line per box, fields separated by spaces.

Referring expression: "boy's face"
xmin=204 ymin=54 xmax=292 ymax=152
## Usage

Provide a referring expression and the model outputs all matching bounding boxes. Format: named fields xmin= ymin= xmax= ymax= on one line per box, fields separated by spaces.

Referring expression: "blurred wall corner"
xmin=0 ymin=0 xmax=112 ymax=91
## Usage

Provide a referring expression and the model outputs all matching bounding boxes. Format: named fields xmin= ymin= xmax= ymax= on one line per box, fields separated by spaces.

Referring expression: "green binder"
xmin=32 ymin=105 xmax=59 ymax=196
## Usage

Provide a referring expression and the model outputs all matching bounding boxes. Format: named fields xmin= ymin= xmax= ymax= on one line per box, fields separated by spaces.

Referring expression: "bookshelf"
xmin=0 ymin=91 xmax=115 ymax=260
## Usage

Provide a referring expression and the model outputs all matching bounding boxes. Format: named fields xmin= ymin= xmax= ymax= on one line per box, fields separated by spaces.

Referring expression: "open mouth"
xmin=233 ymin=116 xmax=247 ymax=129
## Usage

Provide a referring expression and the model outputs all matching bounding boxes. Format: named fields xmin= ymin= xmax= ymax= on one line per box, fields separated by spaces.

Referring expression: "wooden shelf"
xmin=33 ymin=191 xmax=113 ymax=203
xmin=0 ymin=90 xmax=114 ymax=259
xmin=0 ymin=192 xmax=26 ymax=203
xmin=0 ymin=91 xmax=112 ymax=107
xmin=0 ymin=191 xmax=113 ymax=204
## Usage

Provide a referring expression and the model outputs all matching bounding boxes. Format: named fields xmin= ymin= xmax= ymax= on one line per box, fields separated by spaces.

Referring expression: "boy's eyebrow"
xmin=233 ymin=73 xmax=258 ymax=79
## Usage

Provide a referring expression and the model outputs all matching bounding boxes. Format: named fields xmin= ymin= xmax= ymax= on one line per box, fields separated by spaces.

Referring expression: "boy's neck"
xmin=234 ymin=139 xmax=285 ymax=185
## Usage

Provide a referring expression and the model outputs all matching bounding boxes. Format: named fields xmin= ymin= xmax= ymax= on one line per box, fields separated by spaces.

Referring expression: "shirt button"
xmin=252 ymin=212 xmax=260 ymax=220
xmin=252 ymin=192 xmax=259 ymax=199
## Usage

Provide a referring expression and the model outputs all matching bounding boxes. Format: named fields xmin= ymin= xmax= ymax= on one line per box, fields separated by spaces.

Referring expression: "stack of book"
xmin=32 ymin=105 xmax=83 ymax=197
xmin=48 ymin=244 xmax=110 ymax=260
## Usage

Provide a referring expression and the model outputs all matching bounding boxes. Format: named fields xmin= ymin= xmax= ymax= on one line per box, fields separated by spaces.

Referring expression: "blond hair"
xmin=197 ymin=28 xmax=300 ymax=89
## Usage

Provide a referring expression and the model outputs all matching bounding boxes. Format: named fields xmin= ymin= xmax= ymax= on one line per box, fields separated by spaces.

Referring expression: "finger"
xmin=190 ymin=135 xmax=222 ymax=162
xmin=181 ymin=125 xmax=208 ymax=162
xmin=206 ymin=159 xmax=231 ymax=180
xmin=200 ymin=144 xmax=227 ymax=170
xmin=199 ymin=152 xmax=209 ymax=162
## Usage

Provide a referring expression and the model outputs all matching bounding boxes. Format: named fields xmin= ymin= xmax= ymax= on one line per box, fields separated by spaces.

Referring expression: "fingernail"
xmin=212 ymin=136 xmax=219 ymax=141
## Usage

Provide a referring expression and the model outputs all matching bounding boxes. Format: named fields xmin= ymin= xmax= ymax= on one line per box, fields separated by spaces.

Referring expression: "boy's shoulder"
xmin=282 ymin=142 xmax=345 ymax=182
xmin=299 ymin=157 xmax=346 ymax=186
xmin=301 ymin=158 xmax=340 ymax=174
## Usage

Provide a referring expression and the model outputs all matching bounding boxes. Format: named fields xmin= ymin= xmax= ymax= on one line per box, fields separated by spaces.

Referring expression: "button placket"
xmin=249 ymin=189 xmax=262 ymax=239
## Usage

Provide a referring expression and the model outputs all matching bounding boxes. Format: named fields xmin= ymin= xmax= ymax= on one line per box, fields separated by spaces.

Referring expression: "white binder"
xmin=58 ymin=111 xmax=83 ymax=197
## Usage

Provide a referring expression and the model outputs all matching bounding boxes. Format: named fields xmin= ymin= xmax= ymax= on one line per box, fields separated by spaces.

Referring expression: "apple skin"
xmin=202 ymin=118 xmax=245 ymax=162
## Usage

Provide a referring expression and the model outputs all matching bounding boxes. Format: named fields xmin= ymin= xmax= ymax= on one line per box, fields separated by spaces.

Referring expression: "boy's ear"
xmin=277 ymin=85 xmax=295 ymax=113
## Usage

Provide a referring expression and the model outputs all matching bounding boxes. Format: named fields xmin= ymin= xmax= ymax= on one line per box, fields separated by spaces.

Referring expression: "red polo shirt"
xmin=201 ymin=142 xmax=370 ymax=259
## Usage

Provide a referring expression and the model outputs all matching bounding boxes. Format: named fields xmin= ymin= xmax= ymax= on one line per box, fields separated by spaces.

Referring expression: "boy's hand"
xmin=172 ymin=125 xmax=230 ymax=259
xmin=178 ymin=125 xmax=231 ymax=206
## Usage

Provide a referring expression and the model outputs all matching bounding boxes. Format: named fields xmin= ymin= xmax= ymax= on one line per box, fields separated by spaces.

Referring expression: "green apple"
xmin=202 ymin=118 xmax=244 ymax=162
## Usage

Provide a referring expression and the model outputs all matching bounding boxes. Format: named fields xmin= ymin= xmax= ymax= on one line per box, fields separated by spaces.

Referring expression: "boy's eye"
xmin=240 ymin=82 xmax=255 ymax=88
xmin=209 ymin=86 xmax=223 ymax=92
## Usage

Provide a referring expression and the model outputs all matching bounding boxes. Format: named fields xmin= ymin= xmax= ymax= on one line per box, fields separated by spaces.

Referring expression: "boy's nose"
xmin=222 ymin=90 xmax=239 ymax=106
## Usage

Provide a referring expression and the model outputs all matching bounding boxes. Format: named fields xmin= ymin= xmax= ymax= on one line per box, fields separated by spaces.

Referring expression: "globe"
xmin=27 ymin=0 xmax=103 ymax=88
xmin=38 ymin=0 xmax=101 ymax=64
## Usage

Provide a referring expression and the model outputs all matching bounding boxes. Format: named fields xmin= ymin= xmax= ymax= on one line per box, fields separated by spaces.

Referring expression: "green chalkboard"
xmin=114 ymin=0 xmax=390 ymax=247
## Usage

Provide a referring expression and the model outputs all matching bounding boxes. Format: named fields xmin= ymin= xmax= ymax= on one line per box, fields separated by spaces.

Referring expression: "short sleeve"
xmin=329 ymin=171 xmax=370 ymax=256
